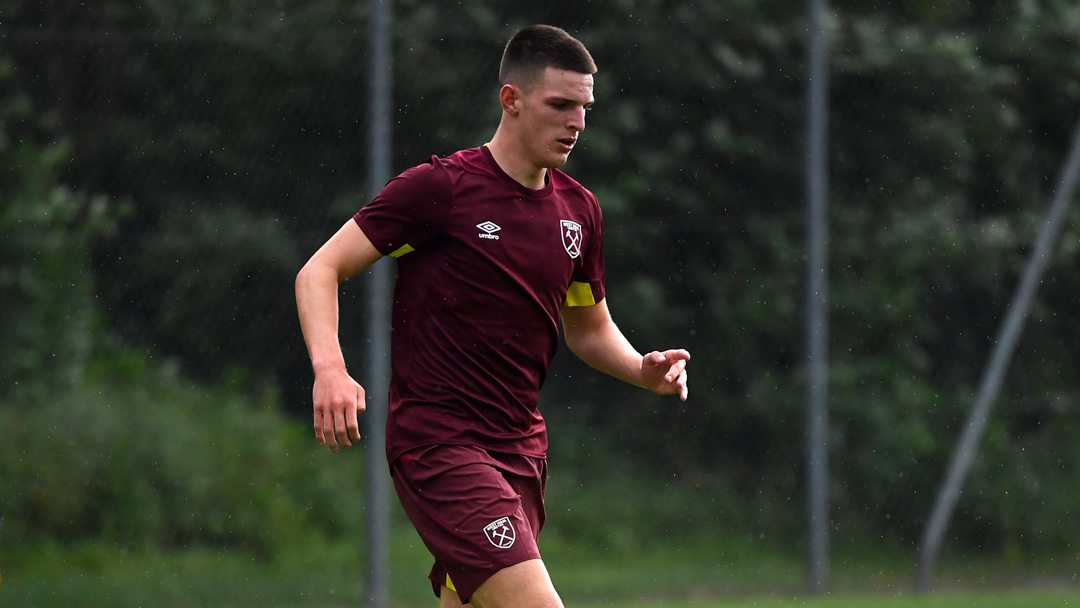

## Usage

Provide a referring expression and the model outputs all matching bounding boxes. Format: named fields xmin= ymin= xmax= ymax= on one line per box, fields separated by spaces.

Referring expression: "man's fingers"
xmin=327 ymin=390 xmax=365 ymax=451
xmin=315 ymin=407 xmax=340 ymax=451
xmin=349 ymin=387 xmax=365 ymax=441
xmin=335 ymin=411 xmax=352 ymax=449
xmin=642 ymin=350 xmax=690 ymax=398
xmin=314 ymin=408 xmax=327 ymax=445
xmin=665 ymin=348 xmax=691 ymax=363
xmin=347 ymin=415 xmax=362 ymax=442
xmin=664 ymin=358 xmax=687 ymax=383
xmin=312 ymin=376 xmax=366 ymax=452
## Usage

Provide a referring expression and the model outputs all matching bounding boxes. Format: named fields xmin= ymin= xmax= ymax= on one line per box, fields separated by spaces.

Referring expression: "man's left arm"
xmin=561 ymin=299 xmax=690 ymax=401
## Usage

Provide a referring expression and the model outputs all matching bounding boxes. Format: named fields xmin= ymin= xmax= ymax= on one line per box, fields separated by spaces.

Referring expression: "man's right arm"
xmin=295 ymin=219 xmax=385 ymax=452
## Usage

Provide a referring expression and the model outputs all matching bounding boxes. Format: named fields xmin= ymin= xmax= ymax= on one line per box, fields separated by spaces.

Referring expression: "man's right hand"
xmin=296 ymin=220 xmax=384 ymax=453
xmin=312 ymin=368 xmax=366 ymax=452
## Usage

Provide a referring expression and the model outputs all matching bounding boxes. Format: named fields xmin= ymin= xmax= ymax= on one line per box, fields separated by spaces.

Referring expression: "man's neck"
xmin=487 ymin=133 xmax=547 ymax=190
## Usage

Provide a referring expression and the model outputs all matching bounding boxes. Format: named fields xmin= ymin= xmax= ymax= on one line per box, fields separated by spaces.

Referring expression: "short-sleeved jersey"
xmin=354 ymin=146 xmax=605 ymax=463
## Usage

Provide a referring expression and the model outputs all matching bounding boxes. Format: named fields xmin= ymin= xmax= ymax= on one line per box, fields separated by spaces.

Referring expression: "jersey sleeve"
xmin=354 ymin=156 xmax=451 ymax=258
xmin=565 ymin=194 xmax=606 ymax=307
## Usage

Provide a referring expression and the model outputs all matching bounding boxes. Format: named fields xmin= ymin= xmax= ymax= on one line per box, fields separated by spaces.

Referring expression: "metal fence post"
xmin=804 ymin=0 xmax=831 ymax=594
xmin=365 ymin=0 xmax=393 ymax=606
xmin=915 ymin=114 xmax=1080 ymax=591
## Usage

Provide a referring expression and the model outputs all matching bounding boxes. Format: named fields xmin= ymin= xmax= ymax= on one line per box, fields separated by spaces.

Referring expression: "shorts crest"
xmin=483 ymin=516 xmax=516 ymax=549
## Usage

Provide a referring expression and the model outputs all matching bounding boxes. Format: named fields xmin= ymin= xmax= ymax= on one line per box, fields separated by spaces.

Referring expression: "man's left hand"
xmin=641 ymin=349 xmax=691 ymax=401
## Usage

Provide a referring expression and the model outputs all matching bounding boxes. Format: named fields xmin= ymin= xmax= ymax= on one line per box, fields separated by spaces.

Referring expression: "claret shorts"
xmin=390 ymin=444 xmax=548 ymax=604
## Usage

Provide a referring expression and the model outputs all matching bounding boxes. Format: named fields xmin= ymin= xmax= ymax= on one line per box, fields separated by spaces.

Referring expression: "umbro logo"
xmin=477 ymin=221 xmax=501 ymax=241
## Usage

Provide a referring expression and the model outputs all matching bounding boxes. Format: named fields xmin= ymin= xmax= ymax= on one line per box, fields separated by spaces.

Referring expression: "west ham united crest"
xmin=483 ymin=516 xmax=516 ymax=549
xmin=561 ymin=219 xmax=582 ymax=259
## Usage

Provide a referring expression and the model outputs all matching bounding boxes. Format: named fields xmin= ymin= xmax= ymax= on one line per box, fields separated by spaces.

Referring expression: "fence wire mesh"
xmin=5 ymin=0 xmax=1080 ymax=599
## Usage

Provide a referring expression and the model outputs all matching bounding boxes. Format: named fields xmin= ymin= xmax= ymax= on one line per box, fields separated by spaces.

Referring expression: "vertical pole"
xmin=365 ymin=0 xmax=393 ymax=606
xmin=804 ymin=0 xmax=830 ymax=594
xmin=915 ymin=115 xmax=1080 ymax=591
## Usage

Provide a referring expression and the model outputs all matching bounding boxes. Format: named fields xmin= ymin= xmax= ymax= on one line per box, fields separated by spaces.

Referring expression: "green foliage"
xmin=822 ymin=2 xmax=1080 ymax=553
xmin=0 ymin=57 xmax=114 ymax=398
xmin=0 ymin=345 xmax=366 ymax=557
xmin=0 ymin=52 xmax=364 ymax=559
xmin=0 ymin=185 xmax=109 ymax=395
xmin=5 ymin=0 xmax=1080 ymax=569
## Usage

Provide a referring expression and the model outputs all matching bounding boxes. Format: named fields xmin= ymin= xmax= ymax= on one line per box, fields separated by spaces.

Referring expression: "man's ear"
xmin=499 ymin=83 xmax=521 ymax=115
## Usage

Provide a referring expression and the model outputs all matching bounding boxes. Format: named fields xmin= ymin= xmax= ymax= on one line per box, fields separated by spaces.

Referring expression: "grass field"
xmin=2 ymin=539 xmax=1077 ymax=608
xmin=577 ymin=589 xmax=1080 ymax=607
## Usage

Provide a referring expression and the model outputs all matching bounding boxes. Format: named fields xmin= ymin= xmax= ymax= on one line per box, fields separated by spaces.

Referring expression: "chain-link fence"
xmin=6 ymin=0 xmax=1080 ymax=601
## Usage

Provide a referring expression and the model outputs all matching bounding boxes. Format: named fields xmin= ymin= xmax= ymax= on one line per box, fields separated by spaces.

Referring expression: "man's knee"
xmin=468 ymin=559 xmax=563 ymax=608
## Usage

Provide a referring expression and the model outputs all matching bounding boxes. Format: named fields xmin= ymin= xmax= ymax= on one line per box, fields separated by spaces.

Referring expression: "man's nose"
xmin=568 ymin=107 xmax=586 ymax=132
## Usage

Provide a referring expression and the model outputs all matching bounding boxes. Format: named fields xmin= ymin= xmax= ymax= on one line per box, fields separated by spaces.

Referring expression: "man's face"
xmin=515 ymin=67 xmax=594 ymax=170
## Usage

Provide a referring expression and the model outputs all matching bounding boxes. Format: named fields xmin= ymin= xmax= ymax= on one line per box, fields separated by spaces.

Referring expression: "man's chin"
xmin=545 ymin=154 xmax=571 ymax=169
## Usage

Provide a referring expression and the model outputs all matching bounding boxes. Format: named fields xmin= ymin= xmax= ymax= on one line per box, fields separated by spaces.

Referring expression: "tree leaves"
xmin=5 ymin=0 xmax=1080 ymax=552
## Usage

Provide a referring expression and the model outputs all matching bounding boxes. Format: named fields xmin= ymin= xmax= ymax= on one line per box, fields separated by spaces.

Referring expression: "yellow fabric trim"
xmin=445 ymin=573 xmax=457 ymax=593
xmin=389 ymin=243 xmax=415 ymax=258
xmin=564 ymin=281 xmax=596 ymax=307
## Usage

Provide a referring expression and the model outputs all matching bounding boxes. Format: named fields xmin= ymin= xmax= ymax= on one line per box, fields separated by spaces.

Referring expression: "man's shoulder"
xmin=395 ymin=147 xmax=496 ymax=192
xmin=549 ymin=168 xmax=597 ymax=204
xmin=392 ymin=148 xmax=482 ymax=193
xmin=442 ymin=146 xmax=496 ymax=177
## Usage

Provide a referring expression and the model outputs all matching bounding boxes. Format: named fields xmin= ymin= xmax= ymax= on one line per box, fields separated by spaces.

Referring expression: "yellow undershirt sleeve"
xmin=564 ymin=281 xmax=596 ymax=307
xmin=389 ymin=243 xmax=415 ymax=258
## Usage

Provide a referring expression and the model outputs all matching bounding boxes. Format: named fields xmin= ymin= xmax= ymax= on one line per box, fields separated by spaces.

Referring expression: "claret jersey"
xmin=354 ymin=146 xmax=605 ymax=463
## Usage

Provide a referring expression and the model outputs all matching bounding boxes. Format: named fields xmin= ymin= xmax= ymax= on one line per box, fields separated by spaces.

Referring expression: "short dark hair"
xmin=499 ymin=25 xmax=597 ymax=90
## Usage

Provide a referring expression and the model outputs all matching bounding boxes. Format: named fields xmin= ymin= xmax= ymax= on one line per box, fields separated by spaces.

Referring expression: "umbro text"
xmin=476 ymin=221 xmax=502 ymax=241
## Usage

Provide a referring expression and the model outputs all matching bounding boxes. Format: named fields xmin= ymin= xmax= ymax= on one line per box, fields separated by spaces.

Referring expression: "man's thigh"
xmin=469 ymin=559 xmax=563 ymax=608
xmin=440 ymin=585 xmax=466 ymax=608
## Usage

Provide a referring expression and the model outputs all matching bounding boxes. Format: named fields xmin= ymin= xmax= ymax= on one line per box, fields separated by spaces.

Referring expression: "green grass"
xmin=3 ymin=538 xmax=1078 ymax=608
xmin=573 ymin=589 xmax=1080 ymax=608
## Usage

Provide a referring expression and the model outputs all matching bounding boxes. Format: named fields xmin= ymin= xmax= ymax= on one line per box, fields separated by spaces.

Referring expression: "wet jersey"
xmin=354 ymin=146 xmax=605 ymax=463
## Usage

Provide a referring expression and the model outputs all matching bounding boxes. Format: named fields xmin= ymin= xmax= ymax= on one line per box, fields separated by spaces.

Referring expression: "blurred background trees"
xmin=3 ymin=0 xmax=1080 ymax=573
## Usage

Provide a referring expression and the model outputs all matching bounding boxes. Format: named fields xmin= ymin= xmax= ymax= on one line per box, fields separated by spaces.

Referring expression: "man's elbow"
xmin=295 ymin=257 xmax=333 ymax=296
xmin=295 ymin=259 xmax=315 ymax=293
xmin=563 ymin=329 xmax=596 ymax=362
xmin=564 ymin=335 xmax=583 ymax=360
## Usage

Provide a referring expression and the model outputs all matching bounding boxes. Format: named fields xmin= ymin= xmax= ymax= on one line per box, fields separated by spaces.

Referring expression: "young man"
xmin=295 ymin=25 xmax=690 ymax=608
